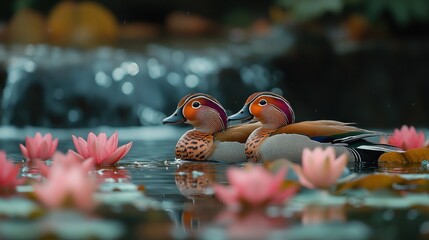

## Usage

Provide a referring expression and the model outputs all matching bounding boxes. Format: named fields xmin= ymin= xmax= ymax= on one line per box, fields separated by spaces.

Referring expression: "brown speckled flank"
xmin=245 ymin=128 xmax=274 ymax=162
xmin=175 ymin=130 xmax=214 ymax=161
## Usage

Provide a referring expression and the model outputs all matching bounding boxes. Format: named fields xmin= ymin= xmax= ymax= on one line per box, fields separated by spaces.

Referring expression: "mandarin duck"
xmin=163 ymin=93 xmax=260 ymax=162
xmin=228 ymin=92 xmax=402 ymax=163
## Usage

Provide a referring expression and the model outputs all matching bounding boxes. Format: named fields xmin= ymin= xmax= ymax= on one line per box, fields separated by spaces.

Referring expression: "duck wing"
xmin=215 ymin=122 xmax=261 ymax=143
xmin=273 ymin=120 xmax=381 ymax=143
xmin=272 ymin=120 xmax=403 ymax=164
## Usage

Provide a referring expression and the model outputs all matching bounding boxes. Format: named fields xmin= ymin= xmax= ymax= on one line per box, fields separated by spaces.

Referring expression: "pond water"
xmin=1 ymin=126 xmax=429 ymax=240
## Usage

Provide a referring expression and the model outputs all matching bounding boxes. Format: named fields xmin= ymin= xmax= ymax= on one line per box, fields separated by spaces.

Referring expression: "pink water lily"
xmin=20 ymin=132 xmax=58 ymax=161
xmin=70 ymin=132 xmax=132 ymax=166
xmin=34 ymin=152 xmax=95 ymax=178
xmin=380 ymin=125 xmax=427 ymax=150
xmin=34 ymin=152 xmax=98 ymax=211
xmin=292 ymin=147 xmax=348 ymax=189
xmin=214 ymin=165 xmax=297 ymax=209
xmin=0 ymin=151 xmax=24 ymax=193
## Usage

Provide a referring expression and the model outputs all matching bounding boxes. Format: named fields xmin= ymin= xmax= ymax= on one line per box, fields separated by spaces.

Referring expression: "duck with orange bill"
xmin=162 ymin=93 xmax=260 ymax=162
xmin=228 ymin=92 xmax=402 ymax=163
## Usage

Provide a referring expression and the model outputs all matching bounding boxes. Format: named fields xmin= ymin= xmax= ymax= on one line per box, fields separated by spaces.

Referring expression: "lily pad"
xmin=336 ymin=174 xmax=406 ymax=193
xmin=379 ymin=147 xmax=429 ymax=165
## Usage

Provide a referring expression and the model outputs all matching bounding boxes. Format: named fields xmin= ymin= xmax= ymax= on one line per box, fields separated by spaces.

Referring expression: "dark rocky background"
xmin=0 ymin=0 xmax=428 ymax=128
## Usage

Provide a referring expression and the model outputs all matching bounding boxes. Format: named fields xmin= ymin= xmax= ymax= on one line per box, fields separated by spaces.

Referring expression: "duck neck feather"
xmin=258 ymin=107 xmax=289 ymax=130
xmin=176 ymin=130 xmax=215 ymax=161
xmin=193 ymin=108 xmax=225 ymax=134
xmin=245 ymin=127 xmax=275 ymax=162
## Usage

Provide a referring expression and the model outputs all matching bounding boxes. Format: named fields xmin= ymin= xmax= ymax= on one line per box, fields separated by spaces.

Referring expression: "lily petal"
xmin=101 ymin=145 xmax=127 ymax=165
xmin=49 ymin=139 xmax=59 ymax=157
xmin=98 ymin=133 xmax=108 ymax=146
xmin=291 ymin=164 xmax=315 ymax=189
xmin=88 ymin=137 xmax=103 ymax=164
xmin=43 ymin=133 xmax=53 ymax=143
xmin=37 ymin=141 xmax=50 ymax=160
xmin=271 ymin=185 xmax=298 ymax=204
xmin=34 ymin=133 xmax=43 ymax=147
xmin=26 ymin=137 xmax=37 ymax=159
xmin=106 ymin=132 xmax=119 ymax=153
xmin=72 ymin=136 xmax=88 ymax=158
xmin=67 ymin=150 xmax=86 ymax=162
xmin=213 ymin=184 xmax=239 ymax=207
xmin=328 ymin=153 xmax=348 ymax=184
xmin=117 ymin=142 xmax=132 ymax=160
xmin=19 ymin=144 xmax=29 ymax=159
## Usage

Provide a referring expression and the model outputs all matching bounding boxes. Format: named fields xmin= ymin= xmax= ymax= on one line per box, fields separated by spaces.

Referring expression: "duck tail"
xmin=356 ymin=144 xmax=404 ymax=153
xmin=346 ymin=141 xmax=404 ymax=164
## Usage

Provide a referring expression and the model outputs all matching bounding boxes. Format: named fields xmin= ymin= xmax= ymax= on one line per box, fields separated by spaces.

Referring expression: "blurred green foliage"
xmin=278 ymin=0 xmax=429 ymax=25
xmin=278 ymin=0 xmax=343 ymax=21
xmin=13 ymin=0 xmax=35 ymax=12
xmin=364 ymin=0 xmax=429 ymax=25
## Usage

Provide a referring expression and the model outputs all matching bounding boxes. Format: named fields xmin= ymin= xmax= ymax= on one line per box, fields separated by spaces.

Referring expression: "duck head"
xmin=228 ymin=92 xmax=295 ymax=129
xmin=163 ymin=93 xmax=228 ymax=134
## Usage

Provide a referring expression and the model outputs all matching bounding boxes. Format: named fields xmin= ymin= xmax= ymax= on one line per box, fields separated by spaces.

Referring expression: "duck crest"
xmin=176 ymin=130 xmax=215 ymax=161
xmin=245 ymin=127 xmax=275 ymax=162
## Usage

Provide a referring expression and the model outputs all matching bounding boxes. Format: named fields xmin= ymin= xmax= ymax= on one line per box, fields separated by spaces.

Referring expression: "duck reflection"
xmin=175 ymin=162 xmax=216 ymax=198
xmin=180 ymin=197 xmax=224 ymax=235
xmin=174 ymin=162 xmax=224 ymax=235
xmin=301 ymin=205 xmax=346 ymax=225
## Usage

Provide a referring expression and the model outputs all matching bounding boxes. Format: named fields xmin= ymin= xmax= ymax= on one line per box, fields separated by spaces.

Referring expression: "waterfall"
xmin=0 ymin=30 xmax=293 ymax=128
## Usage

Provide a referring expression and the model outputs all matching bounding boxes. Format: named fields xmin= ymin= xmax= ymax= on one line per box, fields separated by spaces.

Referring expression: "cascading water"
xmin=0 ymin=29 xmax=292 ymax=128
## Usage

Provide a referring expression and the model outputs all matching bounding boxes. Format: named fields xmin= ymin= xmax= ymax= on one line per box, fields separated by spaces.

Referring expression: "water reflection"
xmin=95 ymin=166 xmax=131 ymax=183
xmin=301 ymin=205 xmax=346 ymax=225
xmin=179 ymin=197 xmax=224 ymax=236
xmin=3 ymin=131 xmax=429 ymax=239
xmin=378 ymin=163 xmax=425 ymax=174
xmin=173 ymin=161 xmax=229 ymax=237
xmin=0 ymin=210 xmax=124 ymax=240
xmin=175 ymin=162 xmax=216 ymax=199
xmin=19 ymin=159 xmax=133 ymax=184
xmin=203 ymin=209 xmax=290 ymax=240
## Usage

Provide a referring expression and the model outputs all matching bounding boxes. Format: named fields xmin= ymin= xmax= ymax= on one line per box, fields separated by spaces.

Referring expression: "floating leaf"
xmin=393 ymin=178 xmax=429 ymax=192
xmin=337 ymin=174 xmax=429 ymax=193
xmin=378 ymin=147 xmax=429 ymax=165
xmin=336 ymin=174 xmax=406 ymax=193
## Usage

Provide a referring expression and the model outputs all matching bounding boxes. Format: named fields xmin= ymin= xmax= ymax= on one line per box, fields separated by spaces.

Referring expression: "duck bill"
xmin=162 ymin=108 xmax=186 ymax=124
xmin=228 ymin=105 xmax=253 ymax=122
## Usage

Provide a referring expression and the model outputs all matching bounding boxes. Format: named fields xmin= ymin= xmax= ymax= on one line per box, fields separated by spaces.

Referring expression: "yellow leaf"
xmin=336 ymin=174 xmax=406 ymax=192
xmin=379 ymin=148 xmax=429 ymax=165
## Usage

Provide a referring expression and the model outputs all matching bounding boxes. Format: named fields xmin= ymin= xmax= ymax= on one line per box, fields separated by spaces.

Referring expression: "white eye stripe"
xmin=187 ymin=96 xmax=226 ymax=112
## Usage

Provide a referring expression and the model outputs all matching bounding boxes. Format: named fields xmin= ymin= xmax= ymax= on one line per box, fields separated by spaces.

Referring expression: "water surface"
xmin=1 ymin=126 xmax=429 ymax=239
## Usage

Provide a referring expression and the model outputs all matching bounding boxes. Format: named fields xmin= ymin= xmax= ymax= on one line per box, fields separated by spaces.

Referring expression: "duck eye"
xmin=259 ymin=99 xmax=267 ymax=106
xmin=192 ymin=101 xmax=201 ymax=109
